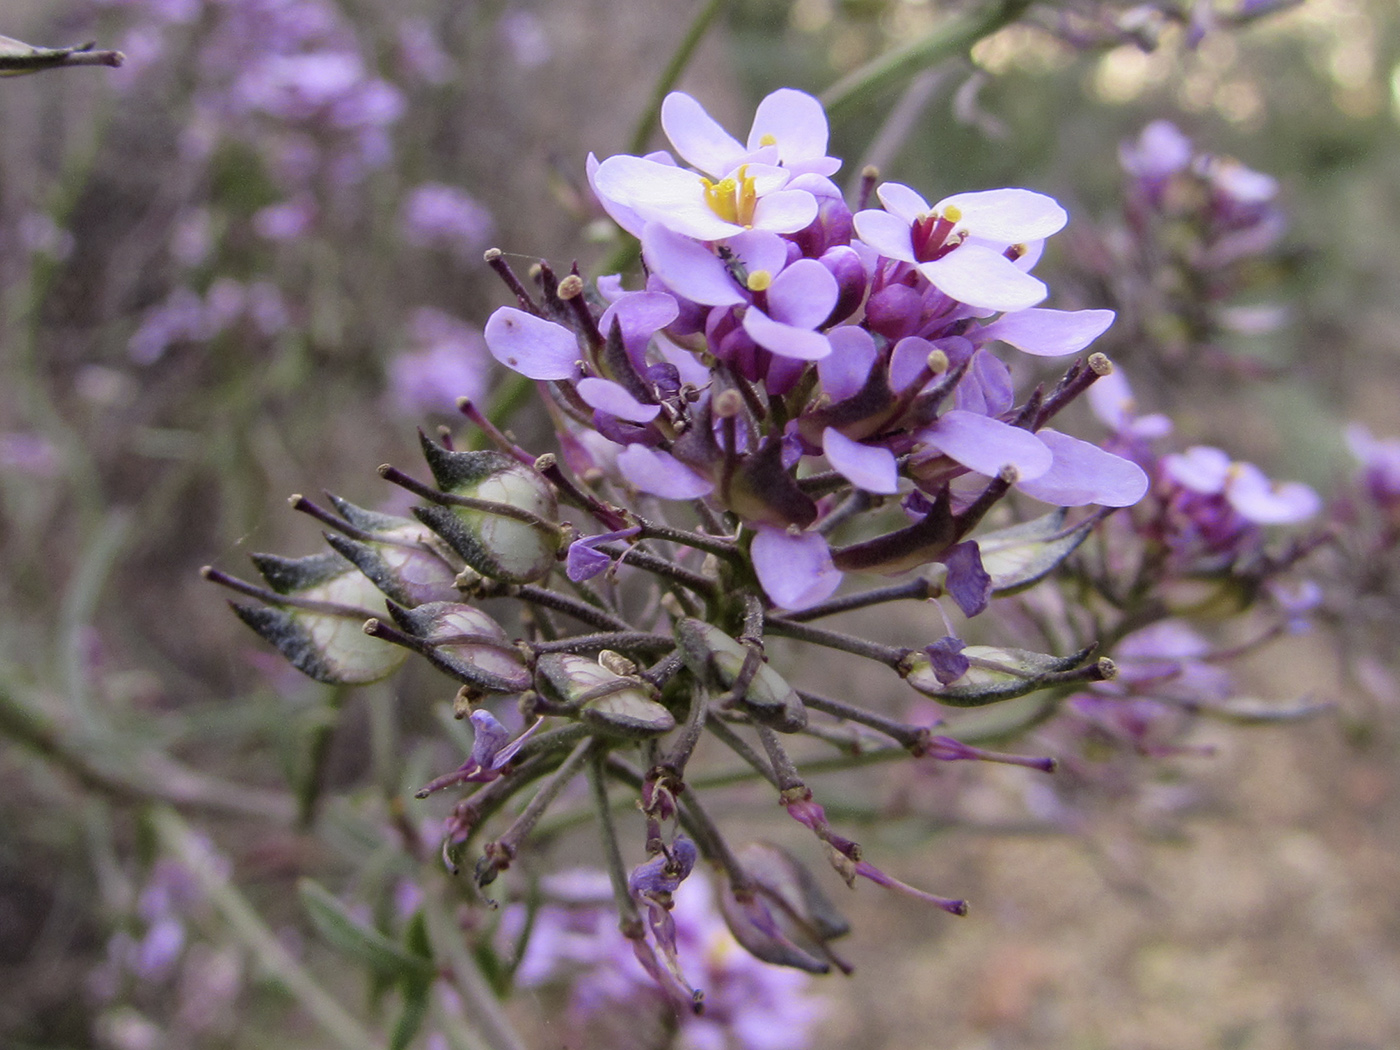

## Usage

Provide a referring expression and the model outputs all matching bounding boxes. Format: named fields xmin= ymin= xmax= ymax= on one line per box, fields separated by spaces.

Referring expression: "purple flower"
xmin=566 ymin=526 xmax=643 ymax=582
xmin=1162 ymin=446 xmax=1321 ymax=525
xmin=1346 ymin=423 xmax=1400 ymax=510
xmin=592 ymin=88 xmax=836 ymax=243
xmin=416 ymin=710 xmax=542 ymax=797
xmin=483 ymin=308 xmax=582 ymax=381
xmin=853 ymin=182 xmax=1066 ymax=311
xmin=751 ymin=527 xmax=842 ymax=611
xmin=388 ymin=308 xmax=492 ymax=416
xmin=400 ymin=183 xmax=495 ymax=258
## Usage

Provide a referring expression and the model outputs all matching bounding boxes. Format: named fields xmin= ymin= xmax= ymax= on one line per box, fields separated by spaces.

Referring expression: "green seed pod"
xmin=676 ymin=619 xmax=806 ymax=732
xmin=321 ymin=494 xmax=460 ymax=607
xmin=232 ymin=553 xmax=406 ymax=684
xmin=535 ymin=653 xmax=676 ymax=738
xmin=902 ymin=644 xmax=1103 ymax=707
xmin=386 ymin=601 xmax=531 ymax=694
xmin=414 ymin=434 xmax=561 ymax=584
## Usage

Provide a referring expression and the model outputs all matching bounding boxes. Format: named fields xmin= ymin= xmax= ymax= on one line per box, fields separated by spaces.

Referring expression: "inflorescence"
xmin=206 ymin=88 xmax=1323 ymax=1013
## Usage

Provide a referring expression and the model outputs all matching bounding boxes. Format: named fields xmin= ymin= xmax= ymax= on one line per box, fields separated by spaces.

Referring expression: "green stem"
xmin=627 ymin=0 xmax=730 ymax=155
xmin=0 ymin=680 xmax=296 ymax=821
xmin=421 ymin=886 xmax=529 ymax=1050
xmin=821 ymin=0 xmax=1035 ymax=122
xmin=151 ymin=809 xmax=382 ymax=1050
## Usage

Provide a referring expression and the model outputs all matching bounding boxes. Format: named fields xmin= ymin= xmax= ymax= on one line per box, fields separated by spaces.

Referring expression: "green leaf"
xmin=298 ymin=880 xmax=435 ymax=983
xmin=388 ymin=976 xmax=432 ymax=1050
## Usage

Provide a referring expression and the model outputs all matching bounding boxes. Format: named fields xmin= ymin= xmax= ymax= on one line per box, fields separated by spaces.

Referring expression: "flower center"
xmin=911 ymin=205 xmax=965 ymax=263
xmin=702 ymin=165 xmax=760 ymax=226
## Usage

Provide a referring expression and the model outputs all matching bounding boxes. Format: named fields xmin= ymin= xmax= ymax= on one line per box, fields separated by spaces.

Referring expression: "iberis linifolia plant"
xmin=207 ymin=89 xmax=1324 ymax=1013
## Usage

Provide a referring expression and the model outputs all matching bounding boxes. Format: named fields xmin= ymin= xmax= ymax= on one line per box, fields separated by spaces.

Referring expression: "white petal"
xmin=742 ymin=308 xmax=831 ymax=361
xmin=641 ymin=223 xmax=745 ymax=307
xmin=938 ymin=188 xmax=1067 ymax=242
xmin=918 ymin=410 xmax=1053 ymax=481
xmin=661 ymin=91 xmax=746 ymax=177
xmin=616 ymin=445 xmax=713 ymax=499
xmin=852 ymin=209 xmax=917 ymax=262
xmin=918 ymin=246 xmax=1048 ymax=312
xmin=750 ymin=189 xmax=819 ymax=235
xmin=576 ymin=377 xmax=661 ymax=423
xmin=980 ymin=308 xmax=1115 ymax=357
xmin=823 ymin=429 xmax=899 ymax=494
xmin=874 ymin=182 xmax=932 ymax=224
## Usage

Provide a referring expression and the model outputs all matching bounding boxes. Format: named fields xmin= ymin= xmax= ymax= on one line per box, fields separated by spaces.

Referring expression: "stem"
xmin=597 ymin=542 xmax=717 ymax=597
xmin=635 ymin=520 xmax=740 ymax=561
xmin=626 ymin=0 xmax=730 ymax=155
xmin=0 ymin=681 xmax=296 ymax=820
xmin=797 ymin=690 xmax=922 ymax=748
xmin=512 ymin=584 xmax=632 ymax=632
xmin=586 ymin=747 xmax=645 ymax=938
xmin=762 ymin=616 xmax=910 ymax=667
xmin=780 ymin=577 xmax=935 ymax=622
xmin=754 ymin=725 xmax=804 ymax=792
xmin=484 ymin=738 xmax=593 ymax=871
xmin=661 ymin=682 xmax=710 ymax=773
xmin=421 ymin=886 xmax=529 ymax=1050
xmin=821 ymin=0 xmax=1035 ymax=122
xmin=529 ymin=632 xmax=678 ymax=655
xmin=704 ymin=718 xmax=778 ymax=788
xmin=151 ymin=809 xmax=383 ymax=1050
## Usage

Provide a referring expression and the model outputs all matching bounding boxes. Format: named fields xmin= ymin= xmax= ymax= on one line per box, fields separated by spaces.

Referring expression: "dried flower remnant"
xmin=212 ymin=88 xmax=1328 ymax=1009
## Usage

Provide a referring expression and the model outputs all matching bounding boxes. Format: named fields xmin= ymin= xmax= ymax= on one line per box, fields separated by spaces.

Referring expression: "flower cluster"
xmin=1078 ymin=119 xmax=1291 ymax=377
xmin=210 ymin=89 xmax=1326 ymax=1016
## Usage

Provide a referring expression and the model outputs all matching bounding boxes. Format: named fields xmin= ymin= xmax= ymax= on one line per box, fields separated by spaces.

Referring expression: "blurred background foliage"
xmin=1 ymin=0 xmax=1399 ymax=1047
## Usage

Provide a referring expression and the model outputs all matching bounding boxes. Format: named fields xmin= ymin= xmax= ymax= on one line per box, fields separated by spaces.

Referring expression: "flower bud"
xmin=676 ymin=619 xmax=806 ymax=732
xmin=902 ymin=643 xmax=1107 ymax=707
xmin=228 ymin=553 xmax=406 ymax=684
xmin=534 ymin=653 xmax=676 ymax=737
xmin=319 ymin=494 xmax=460 ymax=606
xmin=384 ymin=601 xmax=531 ymax=693
xmin=413 ymin=433 xmax=560 ymax=583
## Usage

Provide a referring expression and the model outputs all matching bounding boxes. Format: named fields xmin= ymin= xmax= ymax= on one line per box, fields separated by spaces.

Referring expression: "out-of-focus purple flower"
xmin=128 ymin=287 xmax=206 ymax=364
xmin=498 ymin=11 xmax=552 ymax=69
xmin=501 ymin=867 xmax=826 ymax=1049
xmin=16 ymin=212 xmax=75 ymax=260
xmin=1162 ymin=446 xmax=1321 ymax=525
xmin=1119 ymin=120 xmax=1192 ymax=183
xmin=388 ymin=308 xmax=492 ymax=416
xmin=253 ymin=195 xmax=318 ymax=241
xmin=0 ymin=433 xmax=61 ymax=477
xmin=397 ymin=17 xmax=454 ymax=83
xmin=1346 ymin=424 xmax=1400 ymax=511
xmin=400 ymin=183 xmax=495 ymax=258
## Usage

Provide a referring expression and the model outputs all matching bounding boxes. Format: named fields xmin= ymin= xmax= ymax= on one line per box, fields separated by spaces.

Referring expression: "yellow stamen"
xmin=747 ymin=269 xmax=773 ymax=292
xmin=943 ymin=204 xmax=962 ymax=223
xmin=759 ymin=133 xmax=778 ymax=147
xmin=701 ymin=165 xmax=760 ymax=227
xmin=702 ymin=176 xmax=740 ymax=224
